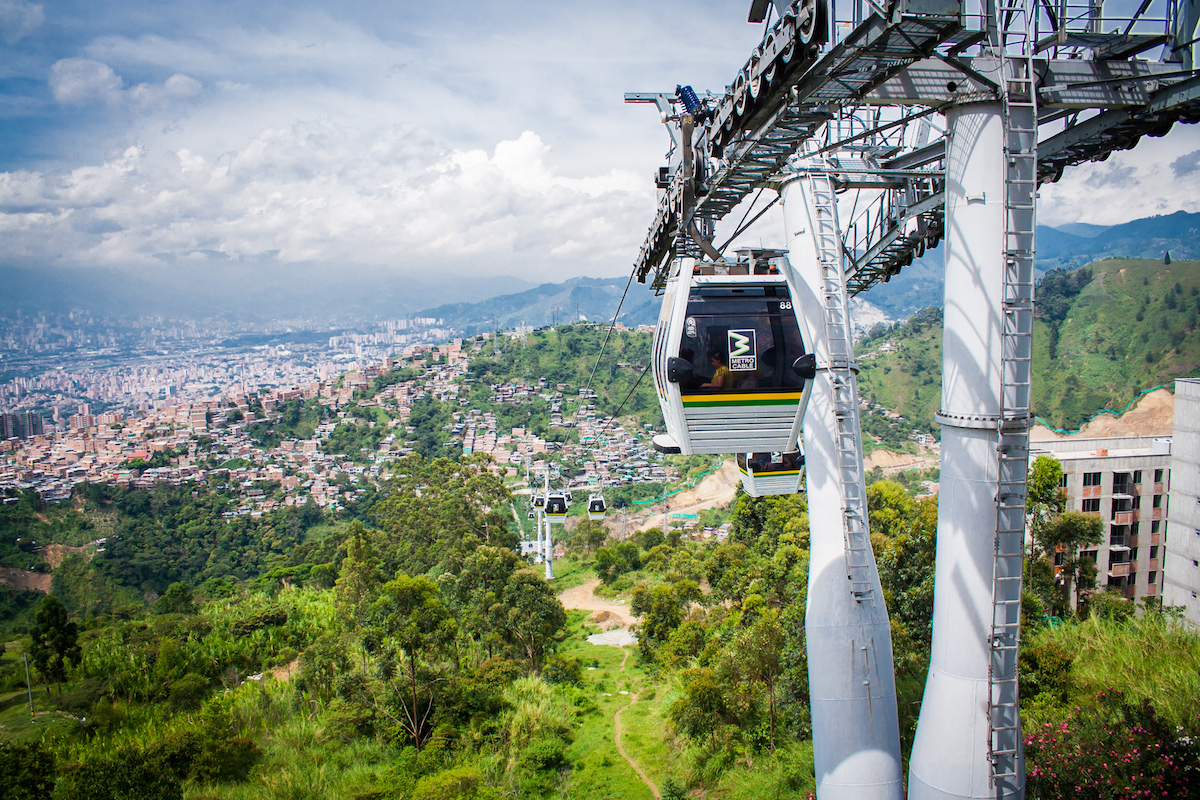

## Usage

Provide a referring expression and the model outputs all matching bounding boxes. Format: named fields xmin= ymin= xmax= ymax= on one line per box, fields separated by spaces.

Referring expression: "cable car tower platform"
xmin=627 ymin=1 xmax=1198 ymax=798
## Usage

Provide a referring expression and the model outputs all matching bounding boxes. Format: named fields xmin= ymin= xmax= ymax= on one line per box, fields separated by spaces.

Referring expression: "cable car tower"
xmin=528 ymin=467 xmax=567 ymax=580
xmin=627 ymin=1 xmax=1198 ymax=798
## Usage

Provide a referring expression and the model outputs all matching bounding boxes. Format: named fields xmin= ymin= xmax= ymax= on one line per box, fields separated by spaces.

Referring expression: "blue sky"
xmin=0 ymin=0 xmax=1197 ymax=288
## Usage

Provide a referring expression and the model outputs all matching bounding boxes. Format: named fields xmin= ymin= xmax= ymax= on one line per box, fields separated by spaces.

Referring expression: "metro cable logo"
xmin=728 ymin=329 xmax=757 ymax=371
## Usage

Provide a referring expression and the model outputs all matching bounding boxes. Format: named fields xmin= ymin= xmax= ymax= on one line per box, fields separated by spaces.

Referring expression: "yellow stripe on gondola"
xmin=739 ymin=469 xmax=802 ymax=477
xmin=681 ymin=392 xmax=803 ymax=406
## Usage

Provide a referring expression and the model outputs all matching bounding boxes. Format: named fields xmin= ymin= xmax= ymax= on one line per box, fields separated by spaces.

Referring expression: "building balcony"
xmin=1108 ymin=561 xmax=1133 ymax=577
xmin=1112 ymin=511 xmax=1139 ymax=525
xmin=1112 ymin=487 xmax=1135 ymax=500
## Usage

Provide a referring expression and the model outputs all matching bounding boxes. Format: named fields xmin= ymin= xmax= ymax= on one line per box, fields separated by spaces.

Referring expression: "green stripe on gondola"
xmin=682 ymin=393 xmax=802 ymax=408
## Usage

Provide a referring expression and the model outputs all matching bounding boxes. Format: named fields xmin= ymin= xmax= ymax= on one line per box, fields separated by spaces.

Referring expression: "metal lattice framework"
xmin=627 ymin=0 xmax=1200 ymax=293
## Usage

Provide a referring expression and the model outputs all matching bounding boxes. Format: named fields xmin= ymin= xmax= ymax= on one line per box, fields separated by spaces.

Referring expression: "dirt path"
xmin=557 ymin=579 xmax=637 ymax=626
xmin=613 ymin=646 xmax=659 ymax=800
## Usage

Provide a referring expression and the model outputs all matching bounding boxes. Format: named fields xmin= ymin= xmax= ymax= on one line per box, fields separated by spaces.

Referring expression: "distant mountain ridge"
xmin=861 ymin=210 xmax=1200 ymax=320
xmin=0 ymin=263 xmax=535 ymax=321
xmin=417 ymin=276 xmax=660 ymax=333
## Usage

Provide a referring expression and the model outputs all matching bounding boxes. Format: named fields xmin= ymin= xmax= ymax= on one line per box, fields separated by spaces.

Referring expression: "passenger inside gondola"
xmin=700 ymin=350 xmax=730 ymax=389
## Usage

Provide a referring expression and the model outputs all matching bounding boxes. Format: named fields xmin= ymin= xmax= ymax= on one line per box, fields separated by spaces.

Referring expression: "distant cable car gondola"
xmin=737 ymin=450 xmax=806 ymax=497
xmin=544 ymin=493 xmax=569 ymax=523
xmin=587 ymin=494 xmax=607 ymax=521
xmin=533 ymin=494 xmax=546 ymax=509
xmin=527 ymin=510 xmax=536 ymax=520
xmin=651 ymin=251 xmax=815 ymax=455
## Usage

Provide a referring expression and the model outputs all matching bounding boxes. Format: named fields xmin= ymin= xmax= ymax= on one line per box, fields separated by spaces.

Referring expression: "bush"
xmin=188 ymin=736 xmax=261 ymax=784
xmin=412 ymin=766 xmax=503 ymax=800
xmin=520 ymin=737 xmax=569 ymax=772
xmin=230 ymin=606 xmax=287 ymax=637
xmin=541 ymin=656 xmax=583 ymax=686
xmin=168 ymin=672 xmax=210 ymax=711
xmin=1025 ymin=689 xmax=1200 ymax=799
xmin=56 ymin=749 xmax=182 ymax=800
xmin=144 ymin=730 xmax=202 ymax=780
xmin=0 ymin=740 xmax=56 ymax=800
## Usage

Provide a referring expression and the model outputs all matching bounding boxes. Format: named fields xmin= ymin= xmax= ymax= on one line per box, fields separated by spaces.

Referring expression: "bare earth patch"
xmin=1031 ymin=387 xmax=1174 ymax=440
xmin=558 ymin=579 xmax=637 ymax=627
xmin=0 ymin=567 xmax=51 ymax=593
xmin=41 ymin=542 xmax=99 ymax=570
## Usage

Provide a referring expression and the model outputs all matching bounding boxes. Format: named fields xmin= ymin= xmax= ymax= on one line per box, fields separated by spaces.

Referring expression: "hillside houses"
xmin=2 ymin=333 xmax=672 ymax=513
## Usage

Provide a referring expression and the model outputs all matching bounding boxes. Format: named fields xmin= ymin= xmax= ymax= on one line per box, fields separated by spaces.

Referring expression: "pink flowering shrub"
xmin=1024 ymin=689 xmax=1200 ymax=799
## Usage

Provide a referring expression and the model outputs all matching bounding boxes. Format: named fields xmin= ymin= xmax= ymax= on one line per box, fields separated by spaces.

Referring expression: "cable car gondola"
xmin=737 ymin=450 xmax=805 ymax=497
xmin=651 ymin=251 xmax=815 ymax=455
xmin=533 ymin=494 xmax=546 ymax=509
xmin=544 ymin=493 xmax=569 ymax=523
xmin=587 ymin=494 xmax=607 ymax=521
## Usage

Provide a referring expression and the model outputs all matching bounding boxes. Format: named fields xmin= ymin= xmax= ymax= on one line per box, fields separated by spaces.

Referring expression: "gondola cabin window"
xmin=677 ymin=284 xmax=805 ymax=394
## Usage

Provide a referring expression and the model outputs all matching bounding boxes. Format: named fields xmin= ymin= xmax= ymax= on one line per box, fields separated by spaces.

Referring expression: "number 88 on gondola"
xmin=651 ymin=251 xmax=815 ymax=455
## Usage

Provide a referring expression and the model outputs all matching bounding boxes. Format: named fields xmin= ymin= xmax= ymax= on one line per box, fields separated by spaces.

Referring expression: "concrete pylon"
xmin=908 ymin=95 xmax=1025 ymax=799
xmin=780 ymin=168 xmax=903 ymax=800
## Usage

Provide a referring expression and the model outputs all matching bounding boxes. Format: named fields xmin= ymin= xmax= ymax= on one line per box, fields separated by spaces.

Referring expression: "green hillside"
xmin=1033 ymin=258 xmax=1200 ymax=429
xmin=855 ymin=306 xmax=943 ymax=439
xmin=467 ymin=324 xmax=662 ymax=429
xmin=856 ymin=258 xmax=1200 ymax=432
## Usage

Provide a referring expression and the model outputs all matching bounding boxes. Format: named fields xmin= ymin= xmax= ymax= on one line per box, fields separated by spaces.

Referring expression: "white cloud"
xmin=48 ymin=58 xmax=124 ymax=106
xmin=49 ymin=58 xmax=203 ymax=111
xmin=0 ymin=0 xmax=42 ymax=45
xmin=0 ymin=123 xmax=652 ymax=280
xmin=1038 ymin=123 xmax=1200 ymax=227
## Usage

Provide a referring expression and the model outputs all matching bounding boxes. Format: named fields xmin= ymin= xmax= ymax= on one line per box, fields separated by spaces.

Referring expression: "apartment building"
xmin=1032 ymin=434 xmax=1172 ymax=602
xmin=1164 ymin=378 xmax=1200 ymax=626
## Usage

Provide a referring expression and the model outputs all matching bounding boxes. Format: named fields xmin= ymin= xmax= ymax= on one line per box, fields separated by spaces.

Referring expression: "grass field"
xmin=557 ymin=609 xmax=678 ymax=799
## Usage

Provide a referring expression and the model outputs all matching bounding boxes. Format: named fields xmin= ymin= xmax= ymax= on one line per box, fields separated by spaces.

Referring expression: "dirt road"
xmin=557 ymin=579 xmax=637 ymax=627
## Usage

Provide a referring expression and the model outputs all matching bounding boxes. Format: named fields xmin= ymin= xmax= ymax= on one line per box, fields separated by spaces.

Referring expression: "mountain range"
xmin=423 ymin=210 xmax=1200 ymax=335
xmin=4 ymin=210 xmax=1197 ymax=330
xmin=418 ymin=276 xmax=660 ymax=333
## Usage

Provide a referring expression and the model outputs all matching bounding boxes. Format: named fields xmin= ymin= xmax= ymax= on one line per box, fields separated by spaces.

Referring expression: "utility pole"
xmin=23 ymin=652 xmax=34 ymax=716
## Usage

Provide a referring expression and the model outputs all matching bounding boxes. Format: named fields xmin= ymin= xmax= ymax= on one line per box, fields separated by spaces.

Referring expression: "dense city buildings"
xmin=0 ymin=312 xmax=454 ymax=425
xmin=1164 ymin=378 xmax=1200 ymax=626
xmin=2 ymin=331 xmax=671 ymax=514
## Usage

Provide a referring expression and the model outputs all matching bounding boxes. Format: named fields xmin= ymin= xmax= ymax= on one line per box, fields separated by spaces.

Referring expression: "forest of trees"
xmin=3 ymin=448 xmax=1196 ymax=799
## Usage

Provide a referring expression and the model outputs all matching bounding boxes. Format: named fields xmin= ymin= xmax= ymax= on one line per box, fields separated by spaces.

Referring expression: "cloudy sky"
xmin=1 ymin=0 xmax=1197 ymax=292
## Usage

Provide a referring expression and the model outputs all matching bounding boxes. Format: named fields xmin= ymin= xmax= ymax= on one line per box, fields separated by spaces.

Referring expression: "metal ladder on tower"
xmin=989 ymin=1 xmax=1038 ymax=792
xmin=806 ymin=162 xmax=875 ymax=605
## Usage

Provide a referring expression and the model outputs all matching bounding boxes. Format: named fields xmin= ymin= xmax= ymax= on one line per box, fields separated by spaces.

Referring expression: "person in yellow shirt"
xmin=701 ymin=350 xmax=730 ymax=389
